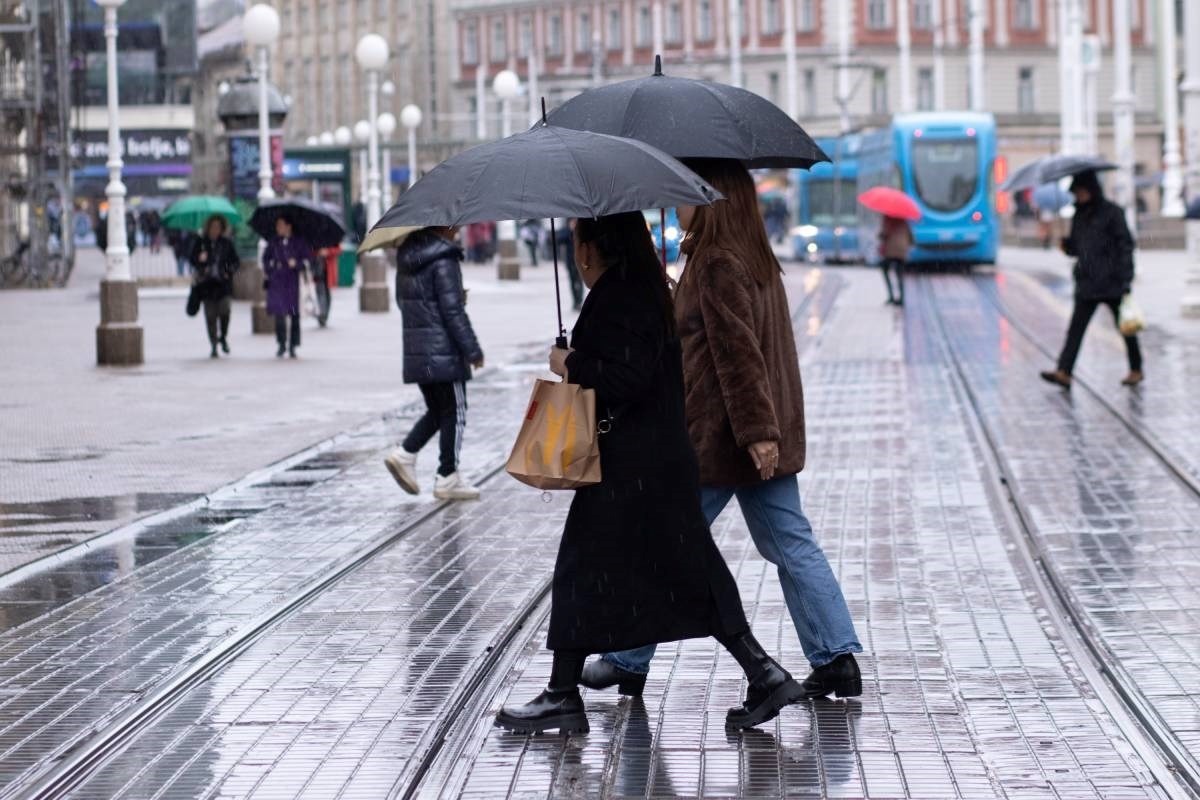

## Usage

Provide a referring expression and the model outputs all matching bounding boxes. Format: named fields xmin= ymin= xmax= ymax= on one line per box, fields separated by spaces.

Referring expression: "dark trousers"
xmin=403 ymin=382 xmax=467 ymax=477
xmin=525 ymin=240 xmax=539 ymax=266
xmin=1057 ymin=297 xmax=1143 ymax=375
xmin=559 ymin=237 xmax=584 ymax=309
xmin=203 ymin=296 xmax=231 ymax=347
xmin=274 ymin=313 xmax=300 ymax=352
xmin=881 ymin=258 xmax=905 ymax=304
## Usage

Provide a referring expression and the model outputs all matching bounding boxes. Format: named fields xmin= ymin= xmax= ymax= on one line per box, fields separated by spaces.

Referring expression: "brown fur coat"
xmin=674 ymin=247 xmax=806 ymax=487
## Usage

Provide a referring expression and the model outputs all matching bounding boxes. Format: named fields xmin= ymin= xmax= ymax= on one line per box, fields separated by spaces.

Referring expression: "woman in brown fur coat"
xmin=583 ymin=159 xmax=864 ymax=701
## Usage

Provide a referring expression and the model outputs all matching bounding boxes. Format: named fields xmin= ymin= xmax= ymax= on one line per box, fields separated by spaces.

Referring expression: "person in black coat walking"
xmin=188 ymin=215 xmax=240 ymax=358
xmin=384 ymin=227 xmax=485 ymax=501
xmin=1040 ymin=170 xmax=1143 ymax=389
xmin=494 ymin=211 xmax=802 ymax=737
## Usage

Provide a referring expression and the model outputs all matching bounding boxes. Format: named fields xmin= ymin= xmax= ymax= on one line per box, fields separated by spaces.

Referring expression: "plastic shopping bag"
xmin=1118 ymin=294 xmax=1145 ymax=337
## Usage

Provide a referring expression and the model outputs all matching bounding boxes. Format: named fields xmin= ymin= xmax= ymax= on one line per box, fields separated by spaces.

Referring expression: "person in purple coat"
xmin=263 ymin=215 xmax=312 ymax=358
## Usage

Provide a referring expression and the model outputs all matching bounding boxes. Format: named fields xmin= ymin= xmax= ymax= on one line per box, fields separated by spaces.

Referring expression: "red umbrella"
xmin=858 ymin=187 xmax=921 ymax=221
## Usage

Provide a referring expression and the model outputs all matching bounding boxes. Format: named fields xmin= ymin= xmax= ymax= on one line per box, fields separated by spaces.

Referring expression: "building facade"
xmin=447 ymin=0 xmax=1169 ymax=198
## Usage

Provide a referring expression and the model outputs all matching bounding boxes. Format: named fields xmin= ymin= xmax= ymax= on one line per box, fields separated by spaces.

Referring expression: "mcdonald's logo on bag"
xmin=506 ymin=379 xmax=602 ymax=490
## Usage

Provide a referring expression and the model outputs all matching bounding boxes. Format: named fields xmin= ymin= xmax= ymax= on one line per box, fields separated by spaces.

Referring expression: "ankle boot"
xmin=799 ymin=653 xmax=862 ymax=699
xmin=580 ymin=658 xmax=647 ymax=696
xmin=719 ymin=631 xmax=804 ymax=730
xmin=495 ymin=650 xmax=589 ymax=735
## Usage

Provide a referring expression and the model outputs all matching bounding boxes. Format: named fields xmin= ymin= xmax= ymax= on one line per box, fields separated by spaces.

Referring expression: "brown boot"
xmin=1120 ymin=371 xmax=1144 ymax=386
xmin=1039 ymin=369 xmax=1072 ymax=389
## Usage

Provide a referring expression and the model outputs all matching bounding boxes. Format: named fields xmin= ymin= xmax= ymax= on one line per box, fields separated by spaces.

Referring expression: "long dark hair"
xmin=679 ymin=158 xmax=781 ymax=286
xmin=574 ymin=212 xmax=676 ymax=337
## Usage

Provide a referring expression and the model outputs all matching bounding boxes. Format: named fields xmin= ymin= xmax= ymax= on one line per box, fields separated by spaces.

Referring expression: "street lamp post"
xmin=244 ymin=4 xmax=280 ymax=201
xmin=1160 ymin=0 xmax=1185 ymax=218
xmin=1112 ymin=0 xmax=1137 ymax=234
xmin=1181 ymin=0 xmax=1200 ymax=316
xmin=401 ymin=104 xmax=422 ymax=189
xmin=967 ymin=0 xmax=985 ymax=111
xmin=492 ymin=70 xmax=522 ymax=281
xmin=377 ymin=112 xmax=397 ymax=209
xmin=353 ymin=120 xmax=371 ymax=209
xmin=95 ymin=0 xmax=143 ymax=365
xmin=356 ymin=33 xmax=391 ymax=313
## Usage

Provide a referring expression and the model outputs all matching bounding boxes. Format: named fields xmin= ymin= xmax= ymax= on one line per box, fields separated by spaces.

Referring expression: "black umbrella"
xmin=1001 ymin=154 xmax=1117 ymax=193
xmin=1186 ymin=196 xmax=1200 ymax=221
xmin=545 ymin=55 xmax=829 ymax=169
xmin=370 ymin=115 xmax=721 ymax=344
xmin=250 ymin=197 xmax=346 ymax=249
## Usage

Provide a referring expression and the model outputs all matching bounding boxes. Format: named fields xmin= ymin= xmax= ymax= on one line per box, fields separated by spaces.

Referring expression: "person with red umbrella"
xmin=858 ymin=187 xmax=920 ymax=307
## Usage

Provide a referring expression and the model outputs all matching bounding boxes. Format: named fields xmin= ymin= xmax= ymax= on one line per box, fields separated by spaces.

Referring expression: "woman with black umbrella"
xmin=494 ymin=211 xmax=802 ymax=736
xmin=263 ymin=215 xmax=312 ymax=359
xmin=188 ymin=214 xmax=240 ymax=358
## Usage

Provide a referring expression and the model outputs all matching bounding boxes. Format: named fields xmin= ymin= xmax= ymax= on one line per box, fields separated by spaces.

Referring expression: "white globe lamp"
xmin=319 ymin=131 xmax=335 ymax=146
xmin=334 ymin=126 xmax=353 ymax=146
xmin=355 ymin=34 xmax=389 ymax=71
xmin=400 ymin=104 xmax=423 ymax=130
xmin=242 ymin=4 xmax=280 ymax=47
xmin=354 ymin=119 xmax=372 ymax=143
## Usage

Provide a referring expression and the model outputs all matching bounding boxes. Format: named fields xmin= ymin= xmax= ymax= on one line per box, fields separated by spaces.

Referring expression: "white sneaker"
xmin=384 ymin=450 xmax=420 ymax=495
xmin=433 ymin=471 xmax=481 ymax=501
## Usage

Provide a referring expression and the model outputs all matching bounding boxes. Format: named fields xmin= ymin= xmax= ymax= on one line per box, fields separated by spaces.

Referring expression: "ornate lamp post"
xmin=352 ymin=120 xmax=371 ymax=208
xmin=95 ymin=0 xmax=143 ymax=365
xmin=1182 ymin=0 xmax=1200 ymax=316
xmin=243 ymin=4 xmax=280 ymax=201
xmin=355 ymin=33 xmax=391 ymax=312
xmin=377 ymin=112 xmax=397 ymax=207
xmin=400 ymin=104 xmax=422 ymax=190
xmin=492 ymin=70 xmax=522 ymax=280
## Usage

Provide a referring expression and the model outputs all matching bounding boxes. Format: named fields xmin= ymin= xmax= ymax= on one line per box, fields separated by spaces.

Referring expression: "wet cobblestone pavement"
xmin=2 ymin=267 xmax=1198 ymax=798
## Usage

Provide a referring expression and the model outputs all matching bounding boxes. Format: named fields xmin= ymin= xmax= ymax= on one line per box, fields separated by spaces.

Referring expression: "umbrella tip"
xmin=541 ymin=96 xmax=548 ymax=125
xmin=653 ymin=54 xmax=662 ymax=76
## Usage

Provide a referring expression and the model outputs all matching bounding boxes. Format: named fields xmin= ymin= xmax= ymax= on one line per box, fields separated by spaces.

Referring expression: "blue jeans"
xmin=602 ymin=475 xmax=862 ymax=672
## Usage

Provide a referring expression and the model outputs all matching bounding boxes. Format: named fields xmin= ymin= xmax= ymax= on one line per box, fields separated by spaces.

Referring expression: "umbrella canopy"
xmin=1186 ymin=196 xmax=1200 ymax=221
xmin=250 ymin=197 xmax=346 ymax=249
xmin=545 ymin=56 xmax=828 ymax=169
xmin=370 ymin=123 xmax=721 ymax=232
xmin=1031 ymin=182 xmax=1072 ymax=212
xmin=358 ymin=224 xmax=421 ymax=254
xmin=161 ymin=196 xmax=242 ymax=231
xmin=858 ymin=187 xmax=921 ymax=221
xmin=1001 ymin=154 xmax=1116 ymax=193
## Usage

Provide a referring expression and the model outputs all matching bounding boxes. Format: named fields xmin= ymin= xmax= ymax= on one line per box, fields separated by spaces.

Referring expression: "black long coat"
xmin=1064 ymin=194 xmax=1135 ymax=300
xmin=188 ymin=235 xmax=239 ymax=302
xmin=548 ymin=266 xmax=749 ymax=653
xmin=395 ymin=230 xmax=484 ymax=385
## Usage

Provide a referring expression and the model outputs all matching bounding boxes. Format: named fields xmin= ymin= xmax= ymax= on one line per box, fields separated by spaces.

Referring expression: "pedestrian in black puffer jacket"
xmin=1040 ymin=170 xmax=1143 ymax=389
xmin=384 ymin=227 xmax=486 ymax=501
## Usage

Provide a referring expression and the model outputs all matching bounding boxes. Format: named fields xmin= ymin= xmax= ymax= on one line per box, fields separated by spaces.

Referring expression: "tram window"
xmin=912 ymin=139 xmax=979 ymax=211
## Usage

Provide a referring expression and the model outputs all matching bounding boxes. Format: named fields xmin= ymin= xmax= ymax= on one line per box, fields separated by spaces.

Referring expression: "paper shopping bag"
xmin=506 ymin=379 xmax=602 ymax=490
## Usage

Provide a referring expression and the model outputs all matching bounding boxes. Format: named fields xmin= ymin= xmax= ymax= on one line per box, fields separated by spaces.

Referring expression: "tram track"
xmin=921 ymin=276 xmax=1200 ymax=800
xmin=14 ymin=460 xmax=521 ymax=800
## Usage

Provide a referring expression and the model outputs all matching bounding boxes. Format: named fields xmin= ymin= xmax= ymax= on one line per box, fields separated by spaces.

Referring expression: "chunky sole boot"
xmin=799 ymin=653 xmax=863 ymax=699
xmin=726 ymin=677 xmax=804 ymax=730
xmin=494 ymin=689 xmax=589 ymax=735
xmin=580 ymin=659 xmax=647 ymax=697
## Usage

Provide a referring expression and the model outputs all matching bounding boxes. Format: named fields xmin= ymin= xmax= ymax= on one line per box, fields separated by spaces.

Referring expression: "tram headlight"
xmin=806 ymin=242 xmax=819 ymax=254
xmin=792 ymin=224 xmax=819 ymax=238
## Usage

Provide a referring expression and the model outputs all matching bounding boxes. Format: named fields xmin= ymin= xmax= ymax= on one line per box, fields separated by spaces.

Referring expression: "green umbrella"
xmin=161 ymin=196 xmax=243 ymax=231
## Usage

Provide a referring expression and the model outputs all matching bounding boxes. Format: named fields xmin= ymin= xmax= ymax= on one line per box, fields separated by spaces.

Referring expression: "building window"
xmin=667 ymin=1 xmax=683 ymax=41
xmin=338 ymin=3 xmax=348 ymax=24
xmin=763 ymin=0 xmax=781 ymax=34
xmin=698 ymin=0 xmax=713 ymax=40
xmin=917 ymin=67 xmax=934 ymax=110
xmin=871 ymin=68 xmax=888 ymax=114
xmin=377 ymin=0 xmax=388 ymax=20
xmin=548 ymin=14 xmax=563 ymax=55
xmin=577 ymin=10 xmax=592 ymax=52
xmin=1018 ymin=66 xmax=1034 ymax=113
xmin=297 ymin=5 xmax=308 ymax=32
xmin=799 ymin=0 xmax=815 ymax=31
xmin=338 ymin=54 xmax=351 ymax=125
xmin=866 ymin=0 xmax=889 ymax=29
xmin=520 ymin=16 xmax=533 ymax=56
xmin=492 ymin=19 xmax=508 ymax=61
xmin=638 ymin=4 xmax=652 ymax=46
xmin=803 ymin=67 xmax=815 ymax=116
xmin=356 ymin=0 xmax=368 ymax=23
xmin=608 ymin=7 xmax=622 ymax=49
xmin=913 ymin=0 xmax=932 ymax=29
xmin=767 ymin=71 xmax=780 ymax=105
xmin=463 ymin=20 xmax=479 ymax=64
xmin=1014 ymin=0 xmax=1035 ymax=29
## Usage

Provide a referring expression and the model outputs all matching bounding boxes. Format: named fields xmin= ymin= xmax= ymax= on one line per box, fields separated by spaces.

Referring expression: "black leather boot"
xmin=799 ymin=653 xmax=862 ymax=699
xmin=580 ymin=658 xmax=647 ymax=696
xmin=493 ymin=688 xmax=589 ymax=735
xmin=719 ymin=631 xmax=804 ymax=730
xmin=495 ymin=650 xmax=590 ymax=735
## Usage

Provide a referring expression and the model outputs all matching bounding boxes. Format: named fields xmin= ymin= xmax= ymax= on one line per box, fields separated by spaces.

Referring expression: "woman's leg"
xmin=289 ymin=313 xmax=301 ymax=355
xmin=880 ymin=260 xmax=896 ymax=304
xmin=1104 ymin=298 xmax=1143 ymax=373
xmin=402 ymin=384 xmax=444 ymax=455
xmin=218 ymin=297 xmax=232 ymax=351
xmin=274 ymin=315 xmax=287 ymax=356
xmin=716 ymin=628 xmax=803 ymax=729
xmin=202 ymin=298 xmax=220 ymax=354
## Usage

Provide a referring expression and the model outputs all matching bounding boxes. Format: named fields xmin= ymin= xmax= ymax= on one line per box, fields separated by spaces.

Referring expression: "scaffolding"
xmin=0 ymin=0 xmax=73 ymax=287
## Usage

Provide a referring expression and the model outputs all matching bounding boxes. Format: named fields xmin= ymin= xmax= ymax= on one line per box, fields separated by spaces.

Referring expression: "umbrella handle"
xmin=550 ymin=216 xmax=566 ymax=342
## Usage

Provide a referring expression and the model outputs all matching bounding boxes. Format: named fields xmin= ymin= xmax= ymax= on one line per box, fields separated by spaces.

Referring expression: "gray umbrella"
xmin=545 ymin=56 xmax=828 ymax=169
xmin=1002 ymin=154 xmax=1116 ymax=193
xmin=370 ymin=120 xmax=721 ymax=344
